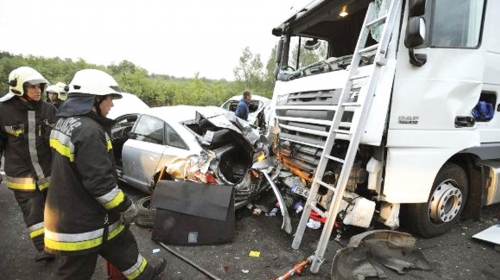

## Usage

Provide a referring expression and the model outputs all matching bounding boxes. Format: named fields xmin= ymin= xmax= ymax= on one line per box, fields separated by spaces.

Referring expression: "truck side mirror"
xmin=274 ymin=38 xmax=284 ymax=78
xmin=408 ymin=0 xmax=426 ymax=17
xmin=404 ymin=17 xmax=427 ymax=67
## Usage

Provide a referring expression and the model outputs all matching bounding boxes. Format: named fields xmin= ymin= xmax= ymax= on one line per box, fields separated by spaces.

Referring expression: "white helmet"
xmin=55 ymin=82 xmax=67 ymax=100
xmin=46 ymin=85 xmax=60 ymax=95
xmin=55 ymin=82 xmax=67 ymax=93
xmin=68 ymin=69 xmax=122 ymax=99
xmin=8 ymin=66 xmax=49 ymax=96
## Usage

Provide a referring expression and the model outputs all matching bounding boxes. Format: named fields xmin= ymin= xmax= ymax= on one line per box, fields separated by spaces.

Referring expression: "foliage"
xmin=0 ymin=48 xmax=277 ymax=107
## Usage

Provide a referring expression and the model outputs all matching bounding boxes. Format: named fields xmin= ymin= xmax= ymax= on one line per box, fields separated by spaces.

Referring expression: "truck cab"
xmin=271 ymin=0 xmax=500 ymax=237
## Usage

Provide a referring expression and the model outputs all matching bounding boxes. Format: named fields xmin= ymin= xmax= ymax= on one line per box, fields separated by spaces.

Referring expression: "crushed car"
xmin=111 ymin=105 xmax=278 ymax=211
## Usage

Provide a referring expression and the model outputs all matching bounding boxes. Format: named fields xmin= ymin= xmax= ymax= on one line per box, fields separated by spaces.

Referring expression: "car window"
xmin=223 ymin=100 xmax=261 ymax=113
xmin=133 ymin=115 xmax=165 ymax=145
xmin=165 ymin=123 xmax=188 ymax=150
xmin=249 ymin=101 xmax=262 ymax=113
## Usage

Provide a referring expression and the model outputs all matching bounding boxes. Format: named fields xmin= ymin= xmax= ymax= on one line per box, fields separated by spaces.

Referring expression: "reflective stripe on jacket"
xmin=45 ymin=113 xmax=132 ymax=254
xmin=0 ymin=98 xmax=56 ymax=191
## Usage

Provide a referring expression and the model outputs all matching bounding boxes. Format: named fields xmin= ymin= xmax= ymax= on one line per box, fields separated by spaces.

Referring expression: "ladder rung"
xmin=350 ymin=73 xmax=370 ymax=81
xmin=339 ymin=122 xmax=352 ymax=128
xmin=316 ymin=179 xmax=337 ymax=192
xmin=366 ymin=15 xmax=387 ymax=27
xmin=342 ymin=102 xmax=361 ymax=107
xmin=333 ymin=129 xmax=352 ymax=135
xmin=310 ymin=203 xmax=326 ymax=217
xmin=325 ymin=155 xmax=345 ymax=164
xmin=358 ymin=44 xmax=379 ymax=54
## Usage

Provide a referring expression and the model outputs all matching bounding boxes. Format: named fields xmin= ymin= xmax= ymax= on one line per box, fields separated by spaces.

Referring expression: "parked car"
xmin=220 ymin=94 xmax=271 ymax=131
xmin=111 ymin=105 xmax=274 ymax=209
xmin=107 ymin=92 xmax=150 ymax=120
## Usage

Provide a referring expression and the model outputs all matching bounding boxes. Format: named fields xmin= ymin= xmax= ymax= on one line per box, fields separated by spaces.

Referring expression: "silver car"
xmin=111 ymin=105 xmax=272 ymax=209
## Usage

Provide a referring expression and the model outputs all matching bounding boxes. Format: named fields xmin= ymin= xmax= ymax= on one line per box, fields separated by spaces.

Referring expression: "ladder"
xmin=291 ymin=0 xmax=402 ymax=273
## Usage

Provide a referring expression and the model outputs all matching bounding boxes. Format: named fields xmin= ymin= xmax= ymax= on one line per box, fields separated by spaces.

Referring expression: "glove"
xmin=120 ymin=203 xmax=138 ymax=225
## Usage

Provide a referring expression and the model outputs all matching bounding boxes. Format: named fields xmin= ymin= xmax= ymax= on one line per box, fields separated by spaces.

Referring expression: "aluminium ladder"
xmin=290 ymin=0 xmax=403 ymax=273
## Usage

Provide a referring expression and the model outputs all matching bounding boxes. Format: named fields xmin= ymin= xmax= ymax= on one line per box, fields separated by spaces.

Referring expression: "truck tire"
xmin=405 ymin=163 xmax=468 ymax=238
xmin=135 ymin=196 xmax=156 ymax=228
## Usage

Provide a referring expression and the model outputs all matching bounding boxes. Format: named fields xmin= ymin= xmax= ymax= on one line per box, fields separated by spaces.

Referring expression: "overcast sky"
xmin=0 ymin=0 xmax=310 ymax=81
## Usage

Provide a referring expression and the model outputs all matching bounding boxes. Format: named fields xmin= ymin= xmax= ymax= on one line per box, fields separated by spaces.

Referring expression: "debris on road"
xmin=331 ymin=230 xmax=431 ymax=280
xmin=272 ymin=256 xmax=313 ymax=280
xmin=472 ymin=223 xmax=500 ymax=245
xmin=156 ymin=241 xmax=222 ymax=280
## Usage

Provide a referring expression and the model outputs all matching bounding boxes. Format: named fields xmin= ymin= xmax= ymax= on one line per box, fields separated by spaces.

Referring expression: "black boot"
xmin=35 ymin=250 xmax=55 ymax=262
xmin=151 ymin=258 xmax=167 ymax=280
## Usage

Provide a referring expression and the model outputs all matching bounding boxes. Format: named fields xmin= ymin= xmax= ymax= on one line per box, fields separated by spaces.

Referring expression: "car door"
xmin=121 ymin=114 xmax=195 ymax=193
xmin=122 ymin=115 xmax=167 ymax=193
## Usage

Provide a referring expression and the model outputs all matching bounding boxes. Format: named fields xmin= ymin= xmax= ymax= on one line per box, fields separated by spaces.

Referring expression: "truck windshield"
xmin=287 ymin=37 xmax=328 ymax=70
xmin=430 ymin=0 xmax=485 ymax=48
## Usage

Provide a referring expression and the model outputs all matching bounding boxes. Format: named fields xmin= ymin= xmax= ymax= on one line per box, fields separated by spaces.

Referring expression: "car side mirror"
xmin=404 ymin=17 xmax=427 ymax=67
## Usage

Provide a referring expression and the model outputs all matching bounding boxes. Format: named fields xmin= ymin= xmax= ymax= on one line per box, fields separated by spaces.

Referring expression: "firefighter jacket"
xmin=0 ymin=96 xmax=56 ymax=191
xmin=45 ymin=107 xmax=133 ymax=255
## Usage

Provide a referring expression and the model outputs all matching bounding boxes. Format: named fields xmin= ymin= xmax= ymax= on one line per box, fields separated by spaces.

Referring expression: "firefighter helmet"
xmin=46 ymin=85 xmax=60 ymax=95
xmin=8 ymin=66 xmax=49 ymax=96
xmin=55 ymin=82 xmax=68 ymax=100
xmin=67 ymin=69 xmax=122 ymax=99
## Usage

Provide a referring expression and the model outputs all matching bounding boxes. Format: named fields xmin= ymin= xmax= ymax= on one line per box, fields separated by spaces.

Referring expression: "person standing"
xmin=0 ymin=66 xmax=57 ymax=262
xmin=235 ymin=90 xmax=252 ymax=121
xmin=45 ymin=69 xmax=166 ymax=279
xmin=46 ymin=85 xmax=64 ymax=109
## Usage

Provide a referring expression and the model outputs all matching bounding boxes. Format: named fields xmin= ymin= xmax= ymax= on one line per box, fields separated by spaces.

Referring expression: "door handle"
xmin=455 ymin=116 xmax=475 ymax=128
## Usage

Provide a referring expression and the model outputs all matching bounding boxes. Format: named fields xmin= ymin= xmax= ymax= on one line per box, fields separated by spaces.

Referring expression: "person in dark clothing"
xmin=0 ymin=66 xmax=57 ymax=262
xmin=46 ymin=85 xmax=64 ymax=109
xmin=235 ymin=90 xmax=252 ymax=121
xmin=45 ymin=69 xmax=166 ymax=280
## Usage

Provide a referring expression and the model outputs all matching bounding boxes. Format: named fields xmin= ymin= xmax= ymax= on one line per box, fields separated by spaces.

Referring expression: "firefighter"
xmin=45 ymin=69 xmax=166 ymax=279
xmin=46 ymin=85 xmax=64 ymax=109
xmin=0 ymin=66 xmax=57 ymax=262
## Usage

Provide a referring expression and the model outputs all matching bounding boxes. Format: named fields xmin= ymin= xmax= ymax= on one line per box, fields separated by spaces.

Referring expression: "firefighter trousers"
xmin=13 ymin=188 xmax=47 ymax=252
xmin=57 ymin=228 xmax=157 ymax=280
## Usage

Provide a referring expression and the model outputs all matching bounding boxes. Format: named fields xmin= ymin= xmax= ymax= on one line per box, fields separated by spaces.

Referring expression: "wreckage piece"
xmin=254 ymin=157 xmax=292 ymax=234
xmin=331 ymin=230 xmax=431 ymax=280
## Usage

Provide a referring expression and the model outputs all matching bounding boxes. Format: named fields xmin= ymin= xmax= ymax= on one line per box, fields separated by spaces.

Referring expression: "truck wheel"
xmin=406 ymin=163 xmax=468 ymax=238
xmin=135 ymin=196 xmax=156 ymax=228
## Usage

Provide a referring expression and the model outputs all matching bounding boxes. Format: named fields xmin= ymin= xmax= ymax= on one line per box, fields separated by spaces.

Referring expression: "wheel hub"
xmin=429 ymin=181 xmax=463 ymax=223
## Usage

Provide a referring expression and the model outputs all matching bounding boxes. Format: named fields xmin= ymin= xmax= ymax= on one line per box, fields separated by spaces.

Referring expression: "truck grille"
xmin=275 ymin=88 xmax=358 ymax=180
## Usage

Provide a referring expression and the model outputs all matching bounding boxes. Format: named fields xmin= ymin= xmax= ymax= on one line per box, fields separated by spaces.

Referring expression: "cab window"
xmin=430 ymin=0 xmax=485 ymax=48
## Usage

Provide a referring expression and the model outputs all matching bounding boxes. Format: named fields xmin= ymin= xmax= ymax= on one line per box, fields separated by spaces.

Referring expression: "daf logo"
xmin=277 ymin=95 xmax=288 ymax=102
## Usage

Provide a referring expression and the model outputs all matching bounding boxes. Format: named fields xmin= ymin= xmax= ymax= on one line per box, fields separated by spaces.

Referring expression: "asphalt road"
xmin=0 ymin=177 xmax=499 ymax=280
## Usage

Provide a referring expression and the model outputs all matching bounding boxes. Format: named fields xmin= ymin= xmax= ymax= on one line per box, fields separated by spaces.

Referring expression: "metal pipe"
xmin=156 ymin=241 xmax=222 ymax=280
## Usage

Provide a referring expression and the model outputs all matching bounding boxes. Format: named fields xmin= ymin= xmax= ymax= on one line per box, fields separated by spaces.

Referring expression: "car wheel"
xmin=405 ymin=163 xmax=468 ymax=237
xmin=135 ymin=196 xmax=156 ymax=228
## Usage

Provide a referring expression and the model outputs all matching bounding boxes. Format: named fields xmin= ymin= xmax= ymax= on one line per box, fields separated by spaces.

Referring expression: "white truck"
xmin=269 ymin=0 xmax=500 ymax=247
